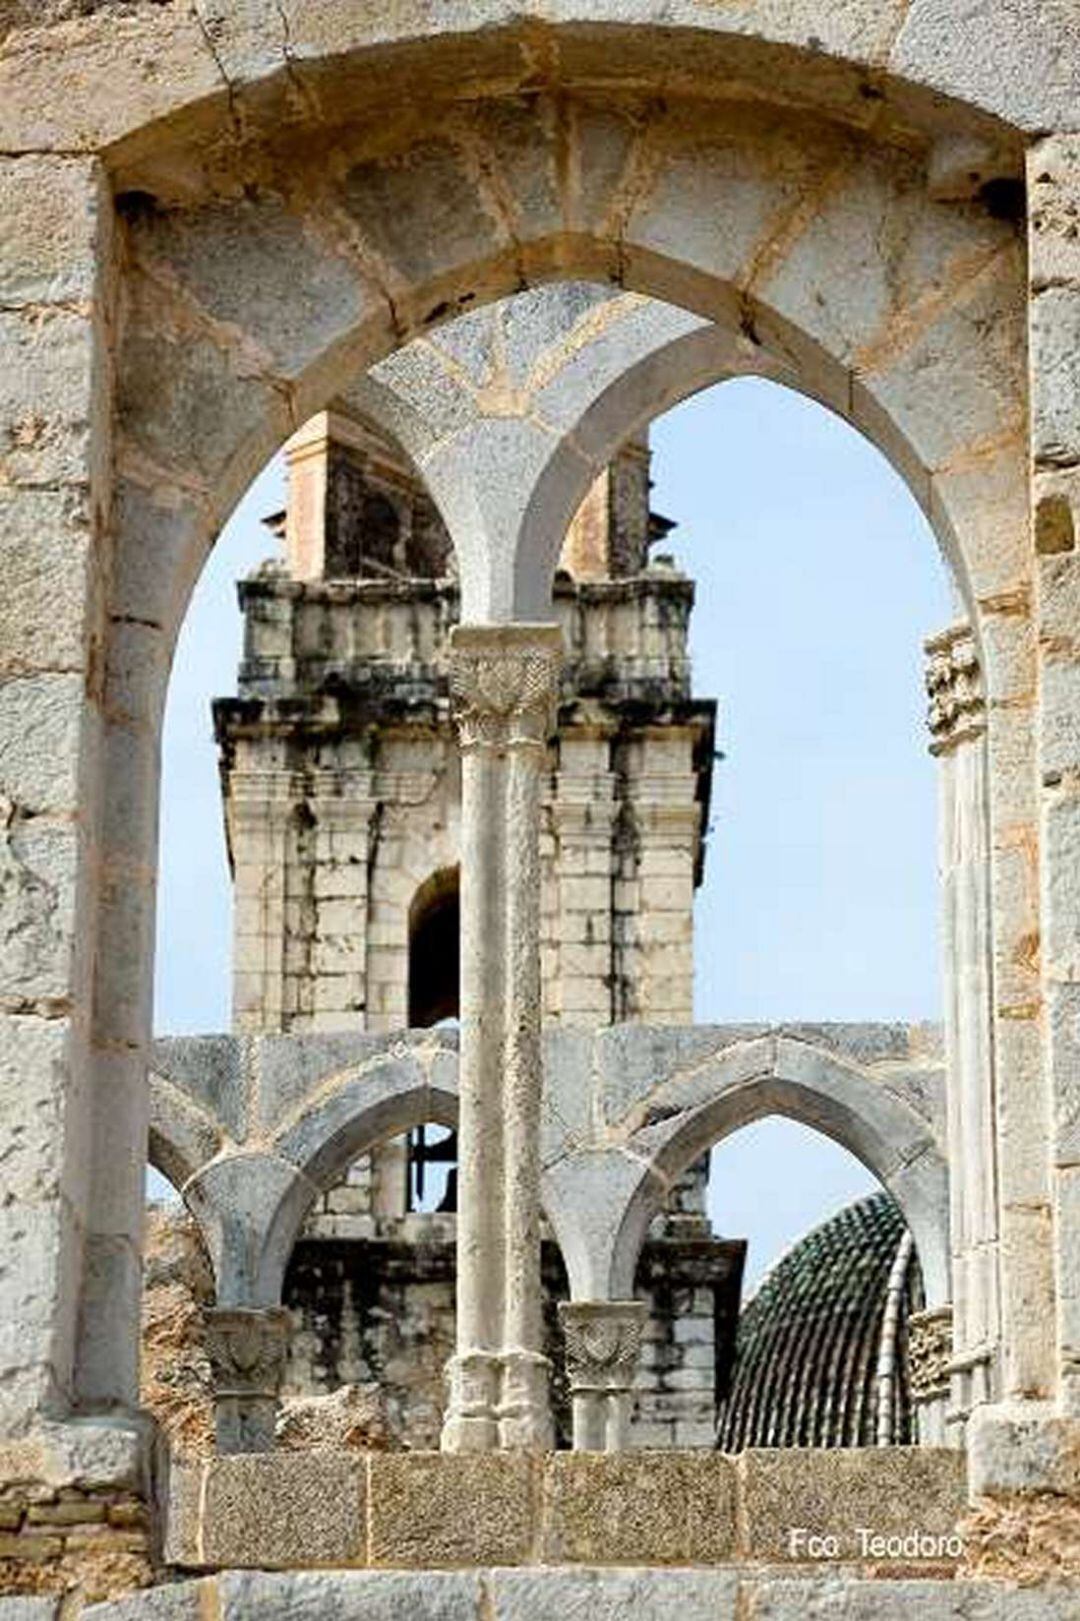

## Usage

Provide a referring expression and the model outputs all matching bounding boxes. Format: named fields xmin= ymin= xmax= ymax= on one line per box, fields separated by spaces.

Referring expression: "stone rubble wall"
xmin=138 ymin=1208 xmax=731 ymax=1457
xmin=281 ymin=1228 xmax=729 ymax=1452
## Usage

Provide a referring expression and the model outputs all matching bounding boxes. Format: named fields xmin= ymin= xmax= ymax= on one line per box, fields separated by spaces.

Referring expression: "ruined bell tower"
xmin=215 ymin=403 xmax=715 ymax=1052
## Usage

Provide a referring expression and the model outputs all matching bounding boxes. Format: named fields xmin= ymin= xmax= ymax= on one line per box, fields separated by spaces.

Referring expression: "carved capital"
xmin=558 ymin=1301 xmax=647 ymax=1394
xmin=204 ymin=1307 xmax=291 ymax=1400
xmin=908 ymin=1305 xmax=954 ymax=1404
xmin=450 ymin=624 xmax=563 ymax=752
xmin=925 ymin=625 xmax=984 ymax=755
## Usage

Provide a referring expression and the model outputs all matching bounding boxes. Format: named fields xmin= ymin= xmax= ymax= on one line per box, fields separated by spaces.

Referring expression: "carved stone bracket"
xmin=450 ymin=623 xmax=563 ymax=751
xmin=925 ymin=624 xmax=985 ymax=755
xmin=205 ymin=1306 xmax=292 ymax=1454
xmin=908 ymin=1304 xmax=954 ymax=1406
xmin=559 ymin=1300 xmax=647 ymax=1451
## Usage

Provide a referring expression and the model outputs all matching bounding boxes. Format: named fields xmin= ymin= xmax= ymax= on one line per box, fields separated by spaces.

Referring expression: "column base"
xmin=498 ymin=1350 xmax=554 ymax=1451
xmin=441 ymin=1351 xmax=502 ymax=1453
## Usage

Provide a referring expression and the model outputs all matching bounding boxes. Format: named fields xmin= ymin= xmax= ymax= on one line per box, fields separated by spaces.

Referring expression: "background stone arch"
xmin=542 ymin=1035 xmax=949 ymax=1310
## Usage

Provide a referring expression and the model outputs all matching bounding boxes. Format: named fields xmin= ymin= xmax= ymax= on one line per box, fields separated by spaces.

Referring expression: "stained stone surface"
xmin=543 ymin=1452 xmax=737 ymax=1564
xmin=368 ymin=1453 xmax=540 ymax=1568
xmin=739 ymin=1447 xmax=967 ymax=1562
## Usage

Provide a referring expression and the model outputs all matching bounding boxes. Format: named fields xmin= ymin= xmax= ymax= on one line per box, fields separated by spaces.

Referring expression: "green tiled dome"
xmin=715 ymin=1192 xmax=924 ymax=1451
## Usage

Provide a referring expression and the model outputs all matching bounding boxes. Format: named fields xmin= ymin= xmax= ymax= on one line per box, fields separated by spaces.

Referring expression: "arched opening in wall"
xmin=144 ymin=279 xmax=975 ymax=1461
xmin=620 ymin=376 xmax=954 ymax=1355
xmin=409 ymin=867 xmax=460 ymax=1028
xmin=709 ymin=1120 xmax=925 ymax=1450
xmin=607 ymin=1107 xmax=937 ymax=1452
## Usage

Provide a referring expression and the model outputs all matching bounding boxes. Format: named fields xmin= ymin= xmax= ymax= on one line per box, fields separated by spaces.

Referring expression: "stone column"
xmin=558 ymin=1302 xmax=647 ymax=1451
xmin=442 ymin=624 xmax=562 ymax=1453
xmin=925 ymin=626 xmax=998 ymax=1441
xmin=204 ymin=1307 xmax=292 ymax=1454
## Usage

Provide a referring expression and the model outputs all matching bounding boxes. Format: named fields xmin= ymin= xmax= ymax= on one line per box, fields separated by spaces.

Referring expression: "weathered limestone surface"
xmin=0 ymin=2 xmax=1074 ymax=157
xmin=443 ymin=624 xmax=562 ymax=1452
xmin=925 ymin=627 xmax=999 ymax=1441
xmin=79 ymin=1570 xmax=1080 ymax=1621
xmin=164 ymin=1447 xmax=966 ymax=1573
xmin=0 ymin=150 xmax=117 ymax=1443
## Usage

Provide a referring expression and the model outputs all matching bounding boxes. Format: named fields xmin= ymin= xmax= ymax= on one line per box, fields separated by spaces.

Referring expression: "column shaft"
xmin=926 ymin=626 xmax=998 ymax=1437
xmin=443 ymin=623 xmax=562 ymax=1453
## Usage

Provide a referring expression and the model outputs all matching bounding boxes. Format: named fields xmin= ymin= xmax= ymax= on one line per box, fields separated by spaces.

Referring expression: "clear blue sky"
xmin=154 ymin=375 xmax=951 ymax=1285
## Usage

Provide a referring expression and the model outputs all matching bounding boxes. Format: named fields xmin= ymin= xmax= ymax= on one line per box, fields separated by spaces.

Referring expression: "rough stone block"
xmin=738 ymin=1448 xmax=966 ymax=1562
xmin=490 ymin=1568 xmax=740 ymax=1621
xmin=0 ymin=307 xmax=101 ymax=488
xmin=0 ymin=156 xmax=103 ymax=307
xmin=748 ymin=1576 xmax=1080 ymax=1618
xmin=0 ymin=493 xmax=93 ymax=678
xmin=219 ymin=1570 xmax=480 ymax=1620
xmin=369 ymin=1452 xmax=540 ymax=1567
xmin=0 ymin=1603 xmax=59 ymax=1621
xmin=0 ymin=1014 xmax=72 ymax=1206
xmin=83 ymin=1584 xmax=205 ymax=1621
xmin=0 ymin=672 xmax=87 ymax=814
xmin=543 ymin=1452 xmax=736 ymax=1564
xmin=968 ymin=1402 xmax=1080 ymax=1498
xmin=1032 ymin=286 xmax=1080 ymax=469
xmin=193 ymin=1453 xmax=365 ymax=1569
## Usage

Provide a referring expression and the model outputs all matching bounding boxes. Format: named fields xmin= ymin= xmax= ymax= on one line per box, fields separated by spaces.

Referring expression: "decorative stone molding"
xmin=204 ymin=1307 xmax=292 ymax=1455
xmin=449 ymin=624 xmax=563 ymax=751
xmin=908 ymin=1306 xmax=954 ymax=1406
xmin=558 ymin=1301 xmax=647 ymax=1451
xmin=924 ymin=626 xmax=985 ymax=755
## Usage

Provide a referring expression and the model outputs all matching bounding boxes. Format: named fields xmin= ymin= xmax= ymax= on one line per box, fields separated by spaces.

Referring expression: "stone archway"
xmin=2 ymin=10 xmax=1070 ymax=1514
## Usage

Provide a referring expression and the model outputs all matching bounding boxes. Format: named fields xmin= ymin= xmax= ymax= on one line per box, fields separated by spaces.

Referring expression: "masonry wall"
xmin=281 ymin=1226 xmax=741 ymax=1451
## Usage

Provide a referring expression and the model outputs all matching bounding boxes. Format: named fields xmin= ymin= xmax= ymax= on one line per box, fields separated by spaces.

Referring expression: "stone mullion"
xmin=443 ymin=711 xmax=507 ymax=1450
xmin=442 ymin=624 xmax=561 ymax=1454
xmin=925 ymin=625 xmax=997 ymax=1441
xmin=500 ymin=731 xmax=551 ymax=1445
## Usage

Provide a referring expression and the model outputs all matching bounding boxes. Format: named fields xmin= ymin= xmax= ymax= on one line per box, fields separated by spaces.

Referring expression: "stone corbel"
xmin=204 ymin=1306 xmax=292 ymax=1454
xmin=558 ymin=1300 xmax=647 ymax=1452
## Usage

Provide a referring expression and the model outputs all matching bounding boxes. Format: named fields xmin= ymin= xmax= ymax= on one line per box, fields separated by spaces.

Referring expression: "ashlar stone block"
xmin=543 ymin=1452 xmax=736 ymax=1565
